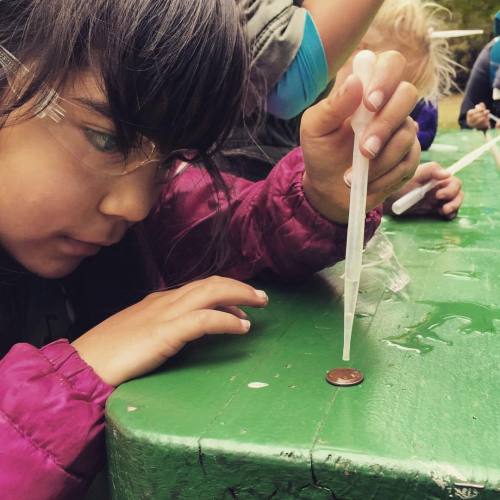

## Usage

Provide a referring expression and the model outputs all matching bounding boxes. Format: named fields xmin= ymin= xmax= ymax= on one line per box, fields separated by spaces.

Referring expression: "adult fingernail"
xmin=367 ymin=90 xmax=384 ymax=110
xmin=255 ymin=290 xmax=268 ymax=301
xmin=241 ymin=319 xmax=251 ymax=331
xmin=363 ymin=136 xmax=382 ymax=158
xmin=344 ymin=169 xmax=352 ymax=188
xmin=337 ymin=74 xmax=356 ymax=97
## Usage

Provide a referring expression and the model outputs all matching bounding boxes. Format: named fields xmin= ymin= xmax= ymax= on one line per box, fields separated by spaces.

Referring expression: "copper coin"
xmin=325 ymin=368 xmax=364 ymax=387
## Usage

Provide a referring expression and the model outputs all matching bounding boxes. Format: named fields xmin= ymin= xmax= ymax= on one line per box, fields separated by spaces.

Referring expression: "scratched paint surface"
xmin=105 ymin=130 xmax=500 ymax=499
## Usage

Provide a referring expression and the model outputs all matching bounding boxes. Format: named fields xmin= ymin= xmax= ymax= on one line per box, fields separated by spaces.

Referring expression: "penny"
xmin=325 ymin=368 xmax=364 ymax=387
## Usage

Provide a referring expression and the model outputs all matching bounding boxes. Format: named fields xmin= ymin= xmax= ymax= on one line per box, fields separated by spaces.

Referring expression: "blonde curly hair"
xmin=362 ymin=0 xmax=456 ymax=100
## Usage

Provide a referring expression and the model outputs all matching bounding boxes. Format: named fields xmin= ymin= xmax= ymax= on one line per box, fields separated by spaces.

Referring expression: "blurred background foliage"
xmin=439 ymin=0 xmax=498 ymax=89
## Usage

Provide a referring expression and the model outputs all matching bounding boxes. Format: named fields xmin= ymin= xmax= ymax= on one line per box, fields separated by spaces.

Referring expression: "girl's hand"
xmin=466 ymin=103 xmax=490 ymax=130
xmin=384 ymin=162 xmax=464 ymax=219
xmin=300 ymin=51 xmax=420 ymax=224
xmin=72 ymin=276 xmax=268 ymax=386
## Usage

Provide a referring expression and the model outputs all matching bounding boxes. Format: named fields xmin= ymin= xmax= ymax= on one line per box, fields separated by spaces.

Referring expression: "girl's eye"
xmin=84 ymin=128 xmax=119 ymax=153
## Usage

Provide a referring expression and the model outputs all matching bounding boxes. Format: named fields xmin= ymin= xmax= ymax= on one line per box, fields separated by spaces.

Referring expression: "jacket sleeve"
xmin=410 ymin=100 xmax=438 ymax=151
xmin=0 ymin=339 xmax=114 ymax=500
xmin=148 ymin=147 xmax=382 ymax=285
xmin=237 ymin=0 xmax=307 ymax=112
xmin=459 ymin=42 xmax=493 ymax=128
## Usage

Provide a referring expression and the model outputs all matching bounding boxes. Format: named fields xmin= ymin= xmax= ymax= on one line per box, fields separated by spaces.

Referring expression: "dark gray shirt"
xmin=459 ymin=40 xmax=500 ymax=128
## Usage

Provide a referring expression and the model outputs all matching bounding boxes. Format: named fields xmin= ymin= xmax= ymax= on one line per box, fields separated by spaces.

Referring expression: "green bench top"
xmin=105 ymin=130 xmax=500 ymax=500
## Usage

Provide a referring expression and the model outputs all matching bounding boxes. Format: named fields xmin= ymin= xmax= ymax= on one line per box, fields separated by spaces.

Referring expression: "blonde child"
xmin=227 ymin=0 xmax=463 ymax=218
xmin=355 ymin=0 xmax=463 ymax=217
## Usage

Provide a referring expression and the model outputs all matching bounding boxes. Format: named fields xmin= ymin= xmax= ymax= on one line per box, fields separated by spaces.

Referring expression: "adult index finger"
xmin=363 ymin=51 xmax=407 ymax=112
xmin=360 ymin=81 xmax=418 ymax=159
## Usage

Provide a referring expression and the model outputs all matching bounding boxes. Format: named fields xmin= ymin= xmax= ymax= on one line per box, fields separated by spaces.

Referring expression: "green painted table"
xmin=105 ymin=130 xmax=500 ymax=500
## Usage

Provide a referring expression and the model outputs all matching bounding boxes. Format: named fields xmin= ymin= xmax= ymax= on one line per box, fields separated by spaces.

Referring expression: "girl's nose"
xmin=97 ymin=167 xmax=159 ymax=223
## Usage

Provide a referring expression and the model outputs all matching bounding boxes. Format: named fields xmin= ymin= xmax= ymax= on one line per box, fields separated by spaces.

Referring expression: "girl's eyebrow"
xmin=72 ymin=97 xmax=112 ymax=118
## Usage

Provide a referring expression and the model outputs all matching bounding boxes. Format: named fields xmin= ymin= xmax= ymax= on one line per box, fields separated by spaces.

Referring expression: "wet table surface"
xmin=105 ymin=130 xmax=500 ymax=500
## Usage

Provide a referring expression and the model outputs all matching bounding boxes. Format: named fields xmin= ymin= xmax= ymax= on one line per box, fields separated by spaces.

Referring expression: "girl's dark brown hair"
xmin=0 ymin=0 xmax=248 ymax=156
xmin=0 ymin=0 xmax=250 ymax=285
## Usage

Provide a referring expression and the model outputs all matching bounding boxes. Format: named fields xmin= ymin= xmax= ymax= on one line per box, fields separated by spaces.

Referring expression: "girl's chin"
xmin=18 ymin=253 xmax=86 ymax=279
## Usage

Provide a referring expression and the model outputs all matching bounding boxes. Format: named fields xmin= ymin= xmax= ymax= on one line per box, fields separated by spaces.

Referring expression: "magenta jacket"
xmin=0 ymin=148 xmax=381 ymax=499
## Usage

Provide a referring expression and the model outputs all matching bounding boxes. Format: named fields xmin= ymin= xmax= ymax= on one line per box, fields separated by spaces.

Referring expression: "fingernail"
xmin=336 ymin=75 xmax=355 ymax=97
xmin=241 ymin=319 xmax=251 ymax=331
xmin=367 ymin=90 xmax=384 ymax=110
xmin=255 ymin=290 xmax=268 ymax=301
xmin=363 ymin=136 xmax=382 ymax=158
xmin=343 ymin=169 xmax=352 ymax=187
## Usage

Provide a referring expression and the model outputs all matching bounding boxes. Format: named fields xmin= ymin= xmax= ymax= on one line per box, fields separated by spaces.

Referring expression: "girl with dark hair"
xmin=0 ymin=0 xmax=420 ymax=498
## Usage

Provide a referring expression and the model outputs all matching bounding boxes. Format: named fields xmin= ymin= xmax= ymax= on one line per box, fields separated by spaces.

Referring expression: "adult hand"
xmin=72 ymin=276 xmax=268 ymax=386
xmin=301 ymin=50 xmax=420 ymax=224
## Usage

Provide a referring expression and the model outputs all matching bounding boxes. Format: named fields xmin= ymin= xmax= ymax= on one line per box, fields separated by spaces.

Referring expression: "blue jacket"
xmin=410 ymin=100 xmax=438 ymax=151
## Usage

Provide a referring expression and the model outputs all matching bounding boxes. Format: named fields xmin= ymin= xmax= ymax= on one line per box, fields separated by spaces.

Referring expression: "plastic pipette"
xmin=391 ymin=133 xmax=500 ymax=215
xmin=430 ymin=29 xmax=483 ymax=39
xmin=343 ymin=50 xmax=376 ymax=362
xmin=489 ymin=113 xmax=500 ymax=125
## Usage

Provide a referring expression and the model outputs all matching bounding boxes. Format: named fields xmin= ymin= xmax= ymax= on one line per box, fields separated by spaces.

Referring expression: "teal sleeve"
xmin=266 ymin=12 xmax=329 ymax=120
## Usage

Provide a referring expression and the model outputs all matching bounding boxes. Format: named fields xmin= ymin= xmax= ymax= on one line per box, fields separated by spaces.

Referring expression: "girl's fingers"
xmin=166 ymin=276 xmax=268 ymax=318
xmin=440 ymin=191 xmax=464 ymax=219
xmin=415 ymin=162 xmax=451 ymax=183
xmin=153 ymin=309 xmax=252 ymax=358
xmin=435 ymin=178 xmax=462 ymax=202
xmin=367 ymin=118 xmax=417 ymax=183
xmin=360 ymin=81 xmax=418 ymax=159
xmin=217 ymin=305 xmax=248 ymax=319
xmin=301 ymin=74 xmax=362 ymax=138
xmin=364 ymin=51 xmax=407 ymax=112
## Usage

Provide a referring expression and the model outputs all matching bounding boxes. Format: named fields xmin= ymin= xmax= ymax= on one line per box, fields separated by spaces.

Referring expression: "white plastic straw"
xmin=489 ymin=113 xmax=500 ymax=125
xmin=392 ymin=133 xmax=500 ymax=215
xmin=430 ymin=29 xmax=484 ymax=38
xmin=343 ymin=50 xmax=376 ymax=361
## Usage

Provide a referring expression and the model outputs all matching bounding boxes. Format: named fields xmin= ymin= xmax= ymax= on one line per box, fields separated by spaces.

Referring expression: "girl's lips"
xmin=59 ymin=236 xmax=102 ymax=257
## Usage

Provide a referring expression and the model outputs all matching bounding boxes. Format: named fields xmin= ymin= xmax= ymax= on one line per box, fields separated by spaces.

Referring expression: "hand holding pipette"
xmin=300 ymin=51 xmax=419 ymax=224
xmin=466 ymin=103 xmax=491 ymax=130
xmin=299 ymin=51 xmax=419 ymax=360
xmin=392 ymin=134 xmax=500 ymax=215
xmin=384 ymin=162 xmax=464 ymax=219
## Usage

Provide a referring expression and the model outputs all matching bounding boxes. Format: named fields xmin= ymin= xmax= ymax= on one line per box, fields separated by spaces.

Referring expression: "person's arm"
xmin=0 ymin=340 xmax=114 ymax=500
xmin=238 ymin=0 xmax=383 ymax=115
xmin=150 ymin=52 xmax=419 ymax=285
xmin=237 ymin=0 xmax=308 ymax=112
xmin=302 ymin=0 xmax=384 ymax=77
xmin=459 ymin=42 xmax=493 ymax=129
xmin=147 ymin=150 xmax=383 ymax=285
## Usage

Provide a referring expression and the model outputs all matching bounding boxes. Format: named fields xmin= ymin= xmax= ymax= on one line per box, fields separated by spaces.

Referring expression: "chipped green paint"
xmin=105 ymin=130 xmax=500 ymax=499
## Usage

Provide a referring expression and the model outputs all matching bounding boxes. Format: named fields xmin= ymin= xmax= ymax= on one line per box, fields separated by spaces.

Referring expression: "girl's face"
xmin=0 ymin=74 xmax=162 ymax=278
